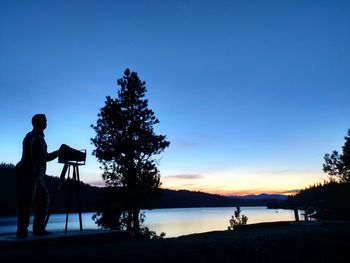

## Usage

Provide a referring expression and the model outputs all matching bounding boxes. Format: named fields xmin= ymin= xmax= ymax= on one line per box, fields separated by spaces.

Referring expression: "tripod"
xmin=45 ymin=162 xmax=83 ymax=234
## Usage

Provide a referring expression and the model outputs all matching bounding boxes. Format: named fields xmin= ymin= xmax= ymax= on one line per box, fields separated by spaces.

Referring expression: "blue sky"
xmin=0 ymin=0 xmax=349 ymax=195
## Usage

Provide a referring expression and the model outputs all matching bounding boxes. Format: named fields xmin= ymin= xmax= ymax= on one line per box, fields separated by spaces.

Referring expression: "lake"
xmin=0 ymin=207 xmax=302 ymax=237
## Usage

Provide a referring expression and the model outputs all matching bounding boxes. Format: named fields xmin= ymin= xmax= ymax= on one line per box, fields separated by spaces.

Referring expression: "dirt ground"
xmin=1 ymin=222 xmax=350 ymax=263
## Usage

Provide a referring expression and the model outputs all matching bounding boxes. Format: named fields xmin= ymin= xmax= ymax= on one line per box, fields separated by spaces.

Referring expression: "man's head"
xmin=32 ymin=114 xmax=47 ymax=131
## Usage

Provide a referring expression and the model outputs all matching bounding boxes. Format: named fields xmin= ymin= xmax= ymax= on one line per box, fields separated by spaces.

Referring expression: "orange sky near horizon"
xmin=87 ymin=168 xmax=329 ymax=196
xmin=160 ymin=169 xmax=329 ymax=196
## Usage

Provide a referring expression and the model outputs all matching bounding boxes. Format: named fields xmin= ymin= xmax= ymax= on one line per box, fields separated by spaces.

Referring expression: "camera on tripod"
xmin=58 ymin=144 xmax=86 ymax=164
xmin=46 ymin=144 xmax=87 ymax=233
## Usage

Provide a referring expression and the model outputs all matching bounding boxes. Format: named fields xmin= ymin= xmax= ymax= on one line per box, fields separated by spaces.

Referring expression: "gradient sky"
xmin=1 ymin=0 xmax=349 ymax=195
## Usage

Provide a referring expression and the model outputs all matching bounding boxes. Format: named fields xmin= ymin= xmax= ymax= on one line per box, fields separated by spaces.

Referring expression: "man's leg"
xmin=33 ymin=178 xmax=49 ymax=235
xmin=17 ymin=176 xmax=35 ymax=238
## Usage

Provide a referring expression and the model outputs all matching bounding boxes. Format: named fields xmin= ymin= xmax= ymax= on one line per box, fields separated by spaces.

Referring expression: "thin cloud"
xmin=257 ymin=169 xmax=294 ymax=175
xmin=164 ymin=174 xmax=205 ymax=180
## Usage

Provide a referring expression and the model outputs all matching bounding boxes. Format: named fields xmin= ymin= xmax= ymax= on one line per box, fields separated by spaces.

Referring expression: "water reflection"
xmin=0 ymin=207 xmax=302 ymax=237
xmin=0 ymin=213 xmax=97 ymax=234
xmin=144 ymin=207 xmax=300 ymax=237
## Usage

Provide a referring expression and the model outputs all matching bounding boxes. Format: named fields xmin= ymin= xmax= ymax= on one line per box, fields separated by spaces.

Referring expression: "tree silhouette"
xmin=323 ymin=129 xmax=350 ymax=183
xmin=91 ymin=69 xmax=170 ymax=236
xmin=228 ymin=206 xmax=248 ymax=230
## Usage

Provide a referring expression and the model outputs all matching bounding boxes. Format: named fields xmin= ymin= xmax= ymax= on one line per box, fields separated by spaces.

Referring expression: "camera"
xmin=58 ymin=144 xmax=86 ymax=164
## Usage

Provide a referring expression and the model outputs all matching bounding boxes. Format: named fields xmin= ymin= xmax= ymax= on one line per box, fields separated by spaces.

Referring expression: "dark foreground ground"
xmin=1 ymin=222 xmax=350 ymax=263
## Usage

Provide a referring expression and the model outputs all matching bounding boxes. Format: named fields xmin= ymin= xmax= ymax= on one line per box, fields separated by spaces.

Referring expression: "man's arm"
xmin=47 ymin=150 xmax=60 ymax=162
xmin=47 ymin=144 xmax=67 ymax=162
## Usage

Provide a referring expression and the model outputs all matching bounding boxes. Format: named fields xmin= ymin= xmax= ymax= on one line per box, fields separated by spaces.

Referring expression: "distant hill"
xmin=0 ymin=164 xmax=283 ymax=215
xmin=149 ymin=189 xmax=270 ymax=209
xmin=228 ymin=194 xmax=288 ymax=201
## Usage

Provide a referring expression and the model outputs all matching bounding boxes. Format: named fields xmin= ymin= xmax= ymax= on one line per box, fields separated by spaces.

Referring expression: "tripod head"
xmin=58 ymin=144 xmax=86 ymax=165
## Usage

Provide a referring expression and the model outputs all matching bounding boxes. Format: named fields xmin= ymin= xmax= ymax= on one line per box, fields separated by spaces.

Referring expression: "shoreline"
xmin=1 ymin=221 xmax=350 ymax=262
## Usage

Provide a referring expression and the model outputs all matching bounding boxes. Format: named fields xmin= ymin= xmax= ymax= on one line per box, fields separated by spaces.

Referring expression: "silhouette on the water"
xmin=15 ymin=114 xmax=62 ymax=238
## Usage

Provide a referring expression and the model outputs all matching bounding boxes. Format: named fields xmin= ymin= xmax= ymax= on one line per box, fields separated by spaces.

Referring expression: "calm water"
xmin=0 ymin=207 xmax=302 ymax=237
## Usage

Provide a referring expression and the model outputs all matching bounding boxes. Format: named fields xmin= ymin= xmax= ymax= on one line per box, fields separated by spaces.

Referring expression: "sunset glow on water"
xmin=144 ymin=207 xmax=301 ymax=237
xmin=0 ymin=207 xmax=302 ymax=238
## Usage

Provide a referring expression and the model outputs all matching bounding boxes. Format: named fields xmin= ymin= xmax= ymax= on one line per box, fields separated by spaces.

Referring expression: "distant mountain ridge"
xmin=228 ymin=194 xmax=288 ymax=201
xmin=149 ymin=189 xmax=273 ymax=209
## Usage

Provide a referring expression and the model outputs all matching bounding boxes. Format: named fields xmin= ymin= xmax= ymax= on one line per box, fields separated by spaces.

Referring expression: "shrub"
xmin=228 ymin=206 xmax=248 ymax=230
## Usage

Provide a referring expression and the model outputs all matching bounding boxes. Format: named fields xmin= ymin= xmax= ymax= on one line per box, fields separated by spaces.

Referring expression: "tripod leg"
xmin=45 ymin=163 xmax=69 ymax=228
xmin=65 ymin=165 xmax=72 ymax=235
xmin=65 ymin=209 xmax=69 ymax=234
xmin=73 ymin=165 xmax=83 ymax=231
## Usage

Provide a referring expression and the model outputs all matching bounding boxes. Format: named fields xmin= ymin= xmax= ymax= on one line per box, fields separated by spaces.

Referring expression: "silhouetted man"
xmin=16 ymin=114 xmax=62 ymax=238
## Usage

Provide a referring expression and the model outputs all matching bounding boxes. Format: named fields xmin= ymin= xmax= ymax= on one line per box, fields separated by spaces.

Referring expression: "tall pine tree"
xmin=323 ymin=129 xmax=350 ymax=183
xmin=91 ymin=69 xmax=170 ymax=236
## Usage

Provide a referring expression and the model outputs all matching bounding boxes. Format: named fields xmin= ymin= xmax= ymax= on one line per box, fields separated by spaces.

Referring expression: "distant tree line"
xmin=286 ymin=129 xmax=350 ymax=220
xmin=286 ymin=181 xmax=350 ymax=220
